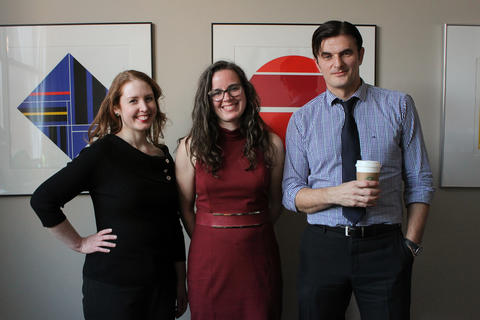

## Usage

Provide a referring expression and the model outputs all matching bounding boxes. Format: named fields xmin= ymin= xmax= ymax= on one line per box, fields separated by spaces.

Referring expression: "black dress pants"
xmin=298 ymin=224 xmax=413 ymax=320
xmin=82 ymin=277 xmax=176 ymax=320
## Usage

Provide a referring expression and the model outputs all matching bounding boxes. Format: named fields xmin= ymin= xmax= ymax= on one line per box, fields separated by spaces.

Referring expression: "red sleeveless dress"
xmin=188 ymin=128 xmax=282 ymax=320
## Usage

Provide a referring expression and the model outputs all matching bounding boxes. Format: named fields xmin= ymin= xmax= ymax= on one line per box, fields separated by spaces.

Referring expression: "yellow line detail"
xmin=23 ymin=112 xmax=67 ymax=116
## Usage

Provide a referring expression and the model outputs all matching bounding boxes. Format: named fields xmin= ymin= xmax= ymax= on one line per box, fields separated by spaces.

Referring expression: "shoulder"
xmin=175 ymin=136 xmax=194 ymax=165
xmin=293 ymin=92 xmax=327 ymax=118
xmin=287 ymin=92 xmax=326 ymax=137
xmin=366 ymin=84 xmax=411 ymax=102
xmin=269 ymin=131 xmax=284 ymax=153
xmin=73 ymin=134 xmax=113 ymax=159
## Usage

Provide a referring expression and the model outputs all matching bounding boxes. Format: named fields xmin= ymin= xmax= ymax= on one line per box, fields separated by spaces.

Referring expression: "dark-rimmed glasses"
xmin=208 ymin=84 xmax=242 ymax=102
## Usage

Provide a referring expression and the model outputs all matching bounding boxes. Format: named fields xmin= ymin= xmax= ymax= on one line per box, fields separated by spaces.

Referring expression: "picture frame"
xmin=211 ymin=23 xmax=376 ymax=142
xmin=0 ymin=23 xmax=153 ymax=195
xmin=441 ymin=24 xmax=480 ymax=187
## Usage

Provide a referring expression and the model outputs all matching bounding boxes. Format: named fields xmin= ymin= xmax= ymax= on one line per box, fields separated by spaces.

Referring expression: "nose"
xmin=139 ymin=99 xmax=148 ymax=110
xmin=222 ymin=90 xmax=233 ymax=101
xmin=333 ymin=54 xmax=344 ymax=68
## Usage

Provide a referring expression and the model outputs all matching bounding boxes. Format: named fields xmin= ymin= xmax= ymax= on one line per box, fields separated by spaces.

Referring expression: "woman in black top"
xmin=30 ymin=70 xmax=187 ymax=319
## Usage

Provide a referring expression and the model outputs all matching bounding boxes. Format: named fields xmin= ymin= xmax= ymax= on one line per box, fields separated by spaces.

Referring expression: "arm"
xmin=268 ymin=132 xmax=285 ymax=223
xmin=401 ymin=95 xmax=434 ymax=244
xmin=175 ymin=137 xmax=196 ymax=237
xmin=295 ymin=180 xmax=380 ymax=214
xmin=174 ymin=261 xmax=187 ymax=318
xmin=30 ymin=141 xmax=116 ymax=253
xmin=405 ymin=202 xmax=429 ymax=244
xmin=48 ymin=219 xmax=116 ymax=254
xmin=282 ymin=113 xmax=379 ymax=214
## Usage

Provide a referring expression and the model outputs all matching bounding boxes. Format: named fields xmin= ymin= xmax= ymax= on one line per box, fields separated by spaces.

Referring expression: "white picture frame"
xmin=0 ymin=23 xmax=153 ymax=195
xmin=441 ymin=24 xmax=480 ymax=187
xmin=212 ymin=23 xmax=376 ymax=143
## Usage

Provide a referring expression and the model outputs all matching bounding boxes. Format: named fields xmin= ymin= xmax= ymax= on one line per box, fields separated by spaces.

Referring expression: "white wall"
xmin=1 ymin=0 xmax=480 ymax=319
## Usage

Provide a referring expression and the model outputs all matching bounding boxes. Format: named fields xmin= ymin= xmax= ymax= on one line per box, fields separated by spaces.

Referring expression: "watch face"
xmin=414 ymin=246 xmax=423 ymax=256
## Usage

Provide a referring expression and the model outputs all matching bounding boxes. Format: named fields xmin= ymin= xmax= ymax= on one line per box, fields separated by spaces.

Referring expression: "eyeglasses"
xmin=208 ymin=84 xmax=242 ymax=102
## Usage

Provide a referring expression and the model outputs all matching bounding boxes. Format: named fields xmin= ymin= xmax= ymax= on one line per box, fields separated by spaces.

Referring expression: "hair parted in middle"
xmin=186 ymin=60 xmax=273 ymax=175
xmin=87 ymin=70 xmax=166 ymax=147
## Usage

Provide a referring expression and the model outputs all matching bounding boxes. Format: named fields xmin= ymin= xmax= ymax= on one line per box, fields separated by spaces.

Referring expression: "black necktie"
xmin=339 ymin=97 xmax=365 ymax=225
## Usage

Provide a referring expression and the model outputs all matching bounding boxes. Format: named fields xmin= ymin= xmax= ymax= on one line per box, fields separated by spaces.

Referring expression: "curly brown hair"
xmin=186 ymin=60 xmax=272 ymax=175
xmin=87 ymin=70 xmax=166 ymax=147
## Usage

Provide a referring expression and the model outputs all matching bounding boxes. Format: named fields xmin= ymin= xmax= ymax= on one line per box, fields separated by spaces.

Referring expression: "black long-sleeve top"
xmin=31 ymin=134 xmax=185 ymax=286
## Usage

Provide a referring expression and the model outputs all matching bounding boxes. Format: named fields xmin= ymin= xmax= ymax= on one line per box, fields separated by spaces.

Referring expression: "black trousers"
xmin=298 ymin=224 xmax=413 ymax=320
xmin=82 ymin=277 xmax=175 ymax=320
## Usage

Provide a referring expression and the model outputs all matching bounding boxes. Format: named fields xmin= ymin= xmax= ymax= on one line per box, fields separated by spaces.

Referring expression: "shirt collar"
xmin=326 ymin=80 xmax=368 ymax=106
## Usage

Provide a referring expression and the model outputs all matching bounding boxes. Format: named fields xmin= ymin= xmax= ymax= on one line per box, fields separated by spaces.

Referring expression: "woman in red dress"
xmin=176 ymin=61 xmax=284 ymax=320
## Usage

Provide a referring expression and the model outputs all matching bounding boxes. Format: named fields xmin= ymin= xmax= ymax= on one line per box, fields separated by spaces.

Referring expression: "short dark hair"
xmin=312 ymin=20 xmax=363 ymax=60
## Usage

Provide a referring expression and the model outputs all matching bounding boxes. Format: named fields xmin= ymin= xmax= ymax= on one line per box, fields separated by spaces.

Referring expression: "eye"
xmin=341 ymin=50 xmax=353 ymax=57
xmin=145 ymin=96 xmax=154 ymax=102
xmin=208 ymin=89 xmax=222 ymax=97
xmin=129 ymin=98 xmax=137 ymax=104
xmin=321 ymin=53 xmax=332 ymax=60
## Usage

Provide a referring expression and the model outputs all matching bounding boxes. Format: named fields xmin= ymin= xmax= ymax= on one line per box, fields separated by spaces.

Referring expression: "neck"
xmin=116 ymin=130 xmax=149 ymax=149
xmin=218 ymin=121 xmax=240 ymax=131
xmin=328 ymin=79 xmax=362 ymax=101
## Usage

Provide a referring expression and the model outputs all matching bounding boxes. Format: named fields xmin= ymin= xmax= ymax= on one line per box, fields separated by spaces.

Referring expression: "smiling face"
xmin=315 ymin=34 xmax=365 ymax=100
xmin=210 ymin=69 xmax=247 ymax=130
xmin=114 ymin=79 xmax=157 ymax=136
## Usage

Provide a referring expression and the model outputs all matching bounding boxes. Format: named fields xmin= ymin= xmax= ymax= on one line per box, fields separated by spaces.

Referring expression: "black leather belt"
xmin=314 ymin=223 xmax=401 ymax=238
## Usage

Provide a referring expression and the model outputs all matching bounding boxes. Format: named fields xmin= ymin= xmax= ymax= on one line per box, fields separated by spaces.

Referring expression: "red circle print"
xmin=250 ymin=55 xmax=326 ymax=144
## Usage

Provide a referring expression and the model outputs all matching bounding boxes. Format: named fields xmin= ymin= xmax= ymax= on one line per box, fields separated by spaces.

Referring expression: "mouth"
xmin=136 ymin=114 xmax=152 ymax=122
xmin=220 ymin=103 xmax=237 ymax=112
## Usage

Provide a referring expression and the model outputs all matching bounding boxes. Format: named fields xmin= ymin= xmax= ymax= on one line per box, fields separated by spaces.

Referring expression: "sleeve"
xmin=282 ymin=112 xmax=310 ymax=212
xmin=172 ymin=212 xmax=186 ymax=262
xmin=164 ymin=145 xmax=186 ymax=262
xmin=30 ymin=143 xmax=99 ymax=228
xmin=400 ymin=94 xmax=435 ymax=205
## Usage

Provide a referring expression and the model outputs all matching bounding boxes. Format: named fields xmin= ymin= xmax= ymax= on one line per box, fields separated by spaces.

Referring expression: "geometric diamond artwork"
xmin=17 ymin=53 xmax=107 ymax=159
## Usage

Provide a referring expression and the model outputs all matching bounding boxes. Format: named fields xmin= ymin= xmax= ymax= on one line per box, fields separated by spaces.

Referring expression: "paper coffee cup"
xmin=356 ymin=160 xmax=381 ymax=181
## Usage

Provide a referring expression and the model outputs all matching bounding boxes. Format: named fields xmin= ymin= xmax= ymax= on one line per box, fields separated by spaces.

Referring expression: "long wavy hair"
xmin=87 ymin=70 xmax=166 ymax=147
xmin=187 ymin=60 xmax=273 ymax=175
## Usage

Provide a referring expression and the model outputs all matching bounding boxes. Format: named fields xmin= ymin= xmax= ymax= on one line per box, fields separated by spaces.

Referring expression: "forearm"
xmin=269 ymin=202 xmax=282 ymax=223
xmin=405 ymin=202 xmax=429 ymax=243
xmin=174 ymin=261 xmax=186 ymax=285
xmin=47 ymin=219 xmax=83 ymax=252
xmin=295 ymin=181 xmax=380 ymax=214
xmin=295 ymin=187 xmax=335 ymax=214
xmin=180 ymin=209 xmax=196 ymax=237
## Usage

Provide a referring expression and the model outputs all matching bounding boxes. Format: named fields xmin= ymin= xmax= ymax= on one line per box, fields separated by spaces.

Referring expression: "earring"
xmin=115 ymin=113 xmax=120 ymax=118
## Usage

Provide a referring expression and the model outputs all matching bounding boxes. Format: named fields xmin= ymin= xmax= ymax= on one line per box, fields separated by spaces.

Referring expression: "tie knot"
xmin=337 ymin=97 xmax=358 ymax=114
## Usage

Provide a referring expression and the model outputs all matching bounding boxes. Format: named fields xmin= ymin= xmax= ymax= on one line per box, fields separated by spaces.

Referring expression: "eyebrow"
xmin=321 ymin=48 xmax=354 ymax=56
xmin=211 ymin=83 xmax=241 ymax=90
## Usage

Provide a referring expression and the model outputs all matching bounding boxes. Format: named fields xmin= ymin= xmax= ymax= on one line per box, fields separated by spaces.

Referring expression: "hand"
xmin=79 ymin=228 xmax=117 ymax=254
xmin=175 ymin=282 xmax=188 ymax=318
xmin=334 ymin=180 xmax=380 ymax=208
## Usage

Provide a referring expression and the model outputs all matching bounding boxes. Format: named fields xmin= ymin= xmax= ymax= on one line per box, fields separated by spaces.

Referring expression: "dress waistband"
xmin=195 ymin=210 xmax=269 ymax=228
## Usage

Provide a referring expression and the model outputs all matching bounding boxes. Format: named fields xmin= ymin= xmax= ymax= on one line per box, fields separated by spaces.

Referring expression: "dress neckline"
xmin=109 ymin=134 xmax=166 ymax=159
xmin=219 ymin=127 xmax=243 ymax=141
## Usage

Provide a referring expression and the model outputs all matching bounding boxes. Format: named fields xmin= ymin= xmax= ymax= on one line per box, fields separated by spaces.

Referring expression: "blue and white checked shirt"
xmin=282 ymin=82 xmax=434 ymax=226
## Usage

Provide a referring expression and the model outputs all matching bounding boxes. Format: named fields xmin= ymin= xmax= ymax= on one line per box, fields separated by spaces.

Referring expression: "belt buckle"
xmin=344 ymin=226 xmax=364 ymax=237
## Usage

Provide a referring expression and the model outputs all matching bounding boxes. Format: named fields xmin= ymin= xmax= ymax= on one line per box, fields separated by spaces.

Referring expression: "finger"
xmin=97 ymin=228 xmax=113 ymax=235
xmin=95 ymin=247 xmax=111 ymax=253
xmin=100 ymin=234 xmax=117 ymax=241
xmin=99 ymin=241 xmax=116 ymax=248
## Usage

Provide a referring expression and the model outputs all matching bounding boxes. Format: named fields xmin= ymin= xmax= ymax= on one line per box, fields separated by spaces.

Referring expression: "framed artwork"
xmin=0 ymin=23 xmax=152 ymax=195
xmin=441 ymin=24 xmax=480 ymax=187
xmin=212 ymin=23 xmax=376 ymax=143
